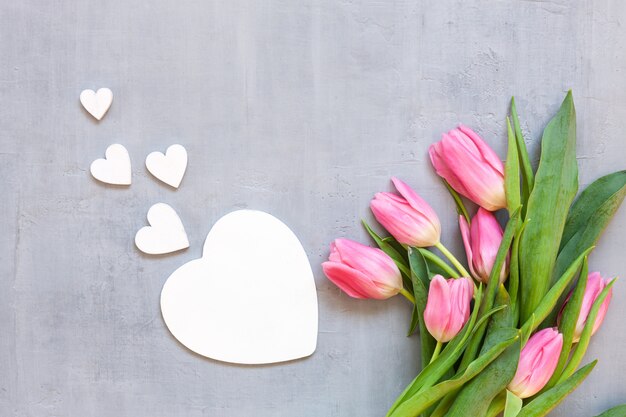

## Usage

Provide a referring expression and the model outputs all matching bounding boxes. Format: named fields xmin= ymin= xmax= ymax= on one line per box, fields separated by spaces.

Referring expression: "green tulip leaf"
xmin=504 ymin=390 xmax=523 ymax=417
xmin=505 ymin=116 xmax=522 ymax=214
xmin=488 ymin=285 xmax=514 ymax=332
xmin=407 ymin=306 xmax=419 ymax=337
xmin=520 ymin=247 xmax=593 ymax=335
xmin=511 ymin=97 xmax=535 ymax=208
xmin=425 ymin=305 xmax=509 ymax=417
xmin=429 ymin=395 xmax=455 ymax=417
xmin=443 ymin=179 xmax=471 ymax=225
xmin=508 ymin=218 xmax=528 ymax=328
xmin=386 ymin=285 xmax=485 ymax=416
xmin=517 ymin=360 xmax=597 ymax=417
xmin=555 ymin=170 xmax=626 ymax=279
xmin=560 ymin=171 xmax=626 ymax=248
xmin=387 ymin=332 xmax=518 ymax=417
xmin=363 ymin=222 xmax=425 ymax=337
xmin=407 ymin=248 xmax=436 ymax=362
xmin=445 ymin=328 xmax=521 ymax=417
xmin=382 ymin=236 xmax=410 ymax=266
xmin=543 ymin=256 xmax=589 ymax=391
xmin=594 ymin=404 xmax=626 ymax=417
xmin=521 ymin=314 xmax=535 ymax=346
xmin=484 ymin=391 xmax=507 ymax=417
xmin=519 ymin=91 xmax=578 ymax=322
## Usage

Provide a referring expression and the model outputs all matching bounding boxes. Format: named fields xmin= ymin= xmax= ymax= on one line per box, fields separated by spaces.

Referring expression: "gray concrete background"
xmin=1 ymin=1 xmax=625 ymax=416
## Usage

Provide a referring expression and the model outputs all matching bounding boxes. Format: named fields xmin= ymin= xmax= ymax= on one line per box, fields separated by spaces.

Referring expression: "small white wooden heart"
xmin=80 ymin=88 xmax=113 ymax=120
xmin=160 ymin=210 xmax=318 ymax=364
xmin=90 ymin=144 xmax=132 ymax=185
xmin=145 ymin=144 xmax=188 ymax=188
xmin=135 ymin=203 xmax=189 ymax=255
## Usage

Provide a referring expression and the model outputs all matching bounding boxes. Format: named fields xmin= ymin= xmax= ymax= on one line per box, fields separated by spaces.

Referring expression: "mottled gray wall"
xmin=1 ymin=1 xmax=625 ymax=416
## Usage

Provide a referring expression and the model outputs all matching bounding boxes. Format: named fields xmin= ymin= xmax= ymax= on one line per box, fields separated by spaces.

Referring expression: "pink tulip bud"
xmin=429 ymin=125 xmax=506 ymax=211
xmin=370 ymin=177 xmax=441 ymax=247
xmin=423 ymin=275 xmax=474 ymax=343
xmin=459 ymin=208 xmax=509 ymax=284
xmin=508 ymin=328 xmax=563 ymax=398
xmin=558 ymin=272 xmax=613 ymax=343
xmin=322 ymin=238 xmax=403 ymax=300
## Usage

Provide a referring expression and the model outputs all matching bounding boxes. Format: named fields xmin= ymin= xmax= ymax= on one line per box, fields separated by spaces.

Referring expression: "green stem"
xmin=429 ymin=341 xmax=443 ymax=364
xmin=417 ymin=248 xmax=460 ymax=278
xmin=435 ymin=242 xmax=471 ymax=278
xmin=399 ymin=288 xmax=415 ymax=304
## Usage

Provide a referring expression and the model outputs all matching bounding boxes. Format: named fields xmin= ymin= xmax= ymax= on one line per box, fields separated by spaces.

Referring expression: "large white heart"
xmin=145 ymin=144 xmax=188 ymax=188
xmin=80 ymin=88 xmax=113 ymax=120
xmin=160 ymin=210 xmax=318 ymax=364
xmin=90 ymin=144 xmax=132 ymax=185
xmin=135 ymin=203 xmax=189 ymax=255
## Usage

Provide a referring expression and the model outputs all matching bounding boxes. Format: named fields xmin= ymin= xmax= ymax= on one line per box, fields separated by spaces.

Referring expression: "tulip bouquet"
xmin=323 ymin=92 xmax=626 ymax=417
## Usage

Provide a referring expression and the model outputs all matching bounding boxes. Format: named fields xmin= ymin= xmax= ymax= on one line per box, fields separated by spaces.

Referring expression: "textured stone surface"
xmin=1 ymin=1 xmax=625 ymax=415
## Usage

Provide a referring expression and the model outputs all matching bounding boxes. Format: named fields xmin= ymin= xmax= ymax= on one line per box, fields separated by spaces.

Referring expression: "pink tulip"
xmin=370 ymin=177 xmax=441 ymax=247
xmin=322 ymin=238 xmax=403 ymax=300
xmin=459 ymin=208 xmax=509 ymax=284
xmin=508 ymin=328 xmax=563 ymax=398
xmin=429 ymin=125 xmax=506 ymax=211
xmin=423 ymin=275 xmax=474 ymax=343
xmin=558 ymin=272 xmax=613 ymax=343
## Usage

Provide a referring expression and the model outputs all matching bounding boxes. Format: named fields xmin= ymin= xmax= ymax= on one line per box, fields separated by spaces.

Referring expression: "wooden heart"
xmin=90 ymin=144 xmax=131 ymax=185
xmin=146 ymin=144 xmax=188 ymax=188
xmin=80 ymin=88 xmax=113 ymax=120
xmin=135 ymin=203 xmax=189 ymax=255
xmin=160 ymin=210 xmax=318 ymax=364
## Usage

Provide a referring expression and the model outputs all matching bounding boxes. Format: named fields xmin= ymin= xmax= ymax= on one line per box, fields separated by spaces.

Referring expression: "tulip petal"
xmin=430 ymin=130 xmax=506 ymax=211
xmin=424 ymin=275 xmax=452 ymax=342
xmin=519 ymin=332 xmax=563 ymax=397
xmin=508 ymin=328 xmax=563 ymax=398
xmin=569 ymin=272 xmax=613 ymax=340
xmin=424 ymin=276 xmax=449 ymax=335
xmin=333 ymin=239 xmax=401 ymax=284
xmin=459 ymin=215 xmax=478 ymax=280
xmin=458 ymin=125 xmax=505 ymax=175
xmin=573 ymin=272 xmax=605 ymax=339
xmin=471 ymin=208 xmax=508 ymax=282
xmin=391 ymin=177 xmax=441 ymax=231
xmin=443 ymin=277 xmax=473 ymax=340
xmin=440 ymin=129 xmax=506 ymax=211
xmin=442 ymin=145 xmax=506 ymax=210
xmin=328 ymin=241 xmax=342 ymax=263
xmin=592 ymin=286 xmax=612 ymax=336
xmin=322 ymin=262 xmax=387 ymax=299
xmin=371 ymin=193 xmax=440 ymax=247
xmin=429 ymin=139 xmax=472 ymax=198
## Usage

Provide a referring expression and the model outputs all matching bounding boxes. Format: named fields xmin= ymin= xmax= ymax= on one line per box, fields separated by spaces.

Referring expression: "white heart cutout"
xmin=80 ymin=88 xmax=113 ymax=120
xmin=90 ymin=144 xmax=132 ymax=185
xmin=160 ymin=210 xmax=318 ymax=364
xmin=135 ymin=203 xmax=189 ymax=255
xmin=146 ymin=144 xmax=188 ymax=188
